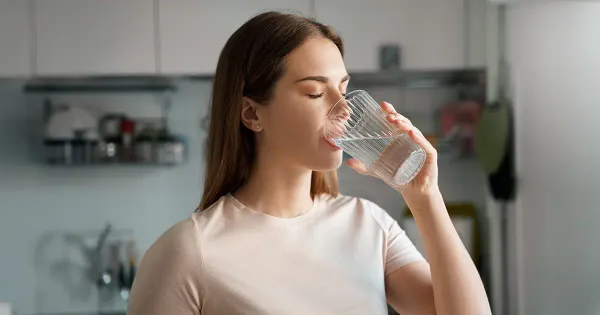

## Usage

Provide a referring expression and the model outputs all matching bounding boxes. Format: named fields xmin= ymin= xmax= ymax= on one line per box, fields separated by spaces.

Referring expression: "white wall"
xmin=507 ymin=2 xmax=600 ymax=314
xmin=0 ymin=80 xmax=487 ymax=314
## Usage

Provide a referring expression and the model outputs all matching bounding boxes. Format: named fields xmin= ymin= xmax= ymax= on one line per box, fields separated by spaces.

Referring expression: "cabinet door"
xmin=35 ymin=0 xmax=156 ymax=76
xmin=316 ymin=0 xmax=466 ymax=71
xmin=0 ymin=0 xmax=31 ymax=77
xmin=467 ymin=0 xmax=488 ymax=68
xmin=404 ymin=0 xmax=465 ymax=70
xmin=159 ymin=0 xmax=312 ymax=75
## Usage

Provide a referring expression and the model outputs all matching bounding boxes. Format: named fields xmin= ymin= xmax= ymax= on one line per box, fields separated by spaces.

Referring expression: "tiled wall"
xmin=0 ymin=80 xmax=487 ymax=315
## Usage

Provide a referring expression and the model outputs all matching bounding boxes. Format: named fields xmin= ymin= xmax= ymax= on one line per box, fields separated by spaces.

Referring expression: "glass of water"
xmin=325 ymin=90 xmax=426 ymax=189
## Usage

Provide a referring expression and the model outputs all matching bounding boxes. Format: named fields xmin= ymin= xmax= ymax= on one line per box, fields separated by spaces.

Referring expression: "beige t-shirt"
xmin=128 ymin=193 xmax=425 ymax=315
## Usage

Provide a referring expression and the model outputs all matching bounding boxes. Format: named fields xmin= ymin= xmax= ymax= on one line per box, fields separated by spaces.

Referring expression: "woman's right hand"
xmin=346 ymin=101 xmax=442 ymax=207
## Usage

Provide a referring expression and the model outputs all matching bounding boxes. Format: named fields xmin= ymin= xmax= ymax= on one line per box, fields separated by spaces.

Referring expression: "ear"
xmin=240 ymin=97 xmax=262 ymax=132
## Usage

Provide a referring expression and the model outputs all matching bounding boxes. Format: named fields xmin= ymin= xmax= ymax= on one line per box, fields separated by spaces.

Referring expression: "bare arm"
xmin=386 ymin=261 xmax=436 ymax=315
xmin=387 ymin=190 xmax=491 ymax=315
xmin=348 ymin=101 xmax=491 ymax=315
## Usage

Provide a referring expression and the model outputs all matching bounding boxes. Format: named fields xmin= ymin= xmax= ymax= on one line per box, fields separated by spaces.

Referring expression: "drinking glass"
xmin=325 ymin=90 xmax=426 ymax=189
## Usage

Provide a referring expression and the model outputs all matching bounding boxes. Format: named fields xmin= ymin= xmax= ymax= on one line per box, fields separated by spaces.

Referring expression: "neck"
xmin=232 ymin=152 xmax=314 ymax=218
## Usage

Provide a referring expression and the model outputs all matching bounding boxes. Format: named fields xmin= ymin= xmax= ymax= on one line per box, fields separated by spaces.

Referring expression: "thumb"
xmin=346 ymin=158 xmax=372 ymax=176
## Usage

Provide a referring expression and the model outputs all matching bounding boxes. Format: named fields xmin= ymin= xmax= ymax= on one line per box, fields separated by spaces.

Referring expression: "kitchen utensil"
xmin=119 ymin=118 xmax=136 ymax=163
xmin=156 ymin=133 xmax=186 ymax=165
xmin=98 ymin=114 xmax=126 ymax=140
xmin=134 ymin=124 xmax=160 ymax=163
xmin=45 ymin=105 xmax=98 ymax=140
xmin=98 ymin=113 xmax=126 ymax=163
xmin=440 ymin=98 xmax=482 ymax=157
xmin=324 ymin=90 xmax=426 ymax=189
xmin=43 ymin=138 xmax=100 ymax=165
xmin=44 ymin=139 xmax=72 ymax=164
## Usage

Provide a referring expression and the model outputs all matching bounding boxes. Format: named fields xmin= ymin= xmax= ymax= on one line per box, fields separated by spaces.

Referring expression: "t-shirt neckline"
xmin=225 ymin=193 xmax=321 ymax=225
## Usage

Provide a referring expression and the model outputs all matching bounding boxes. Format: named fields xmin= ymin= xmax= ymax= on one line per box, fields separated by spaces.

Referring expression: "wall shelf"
xmin=348 ymin=68 xmax=486 ymax=89
xmin=22 ymin=75 xmax=181 ymax=94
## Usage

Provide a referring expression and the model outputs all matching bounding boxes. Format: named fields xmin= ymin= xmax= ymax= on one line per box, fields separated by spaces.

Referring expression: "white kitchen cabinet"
xmin=315 ymin=0 xmax=467 ymax=71
xmin=467 ymin=0 xmax=488 ymax=68
xmin=0 ymin=0 xmax=31 ymax=77
xmin=34 ymin=0 xmax=156 ymax=76
xmin=159 ymin=0 xmax=312 ymax=75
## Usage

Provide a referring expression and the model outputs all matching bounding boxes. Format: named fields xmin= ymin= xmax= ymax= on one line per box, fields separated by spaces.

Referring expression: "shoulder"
xmin=130 ymin=215 xmax=206 ymax=313
xmin=145 ymin=196 xmax=226 ymax=258
xmin=319 ymin=193 xmax=397 ymax=232
xmin=141 ymin=216 xmax=202 ymax=269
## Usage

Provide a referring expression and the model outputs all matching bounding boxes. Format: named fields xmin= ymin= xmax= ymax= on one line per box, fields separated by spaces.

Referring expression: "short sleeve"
xmin=363 ymin=199 xmax=426 ymax=276
xmin=385 ymin=219 xmax=426 ymax=276
xmin=127 ymin=218 xmax=204 ymax=315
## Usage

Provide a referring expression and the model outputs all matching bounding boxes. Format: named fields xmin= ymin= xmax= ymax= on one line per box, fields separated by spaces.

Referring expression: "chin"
xmin=310 ymin=152 xmax=344 ymax=172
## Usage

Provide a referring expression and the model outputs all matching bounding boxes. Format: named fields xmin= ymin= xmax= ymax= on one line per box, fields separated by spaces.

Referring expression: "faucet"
xmin=93 ymin=223 xmax=113 ymax=287
xmin=95 ymin=223 xmax=112 ymax=257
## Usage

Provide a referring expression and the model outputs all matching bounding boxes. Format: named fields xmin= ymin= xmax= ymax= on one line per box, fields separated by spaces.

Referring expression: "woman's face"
xmin=251 ymin=36 xmax=349 ymax=172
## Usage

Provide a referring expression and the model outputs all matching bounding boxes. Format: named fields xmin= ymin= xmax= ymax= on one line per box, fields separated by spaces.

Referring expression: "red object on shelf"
xmin=440 ymin=100 xmax=482 ymax=155
xmin=120 ymin=118 xmax=135 ymax=135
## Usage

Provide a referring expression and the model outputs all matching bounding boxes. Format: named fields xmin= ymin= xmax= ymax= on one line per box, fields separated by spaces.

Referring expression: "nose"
xmin=324 ymin=95 xmax=353 ymax=139
xmin=328 ymin=98 xmax=352 ymax=121
xmin=326 ymin=92 xmax=351 ymax=119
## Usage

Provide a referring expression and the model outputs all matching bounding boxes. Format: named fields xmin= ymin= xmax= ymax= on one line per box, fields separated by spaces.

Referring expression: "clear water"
xmin=334 ymin=133 xmax=426 ymax=188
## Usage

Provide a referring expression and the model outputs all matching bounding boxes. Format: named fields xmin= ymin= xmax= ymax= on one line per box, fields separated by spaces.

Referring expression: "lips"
xmin=324 ymin=138 xmax=341 ymax=151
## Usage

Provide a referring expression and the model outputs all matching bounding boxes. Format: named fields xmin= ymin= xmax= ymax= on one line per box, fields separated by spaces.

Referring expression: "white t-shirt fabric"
xmin=128 ymin=193 xmax=425 ymax=315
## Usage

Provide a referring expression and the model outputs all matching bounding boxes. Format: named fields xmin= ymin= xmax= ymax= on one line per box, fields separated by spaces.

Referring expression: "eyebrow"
xmin=295 ymin=74 xmax=351 ymax=83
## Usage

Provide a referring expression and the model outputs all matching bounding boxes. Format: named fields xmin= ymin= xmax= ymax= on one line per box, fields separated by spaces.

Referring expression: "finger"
xmin=381 ymin=101 xmax=397 ymax=115
xmin=386 ymin=112 xmax=412 ymax=125
xmin=387 ymin=113 xmax=413 ymax=133
xmin=381 ymin=101 xmax=412 ymax=124
xmin=408 ymin=128 xmax=437 ymax=157
xmin=346 ymin=158 xmax=371 ymax=175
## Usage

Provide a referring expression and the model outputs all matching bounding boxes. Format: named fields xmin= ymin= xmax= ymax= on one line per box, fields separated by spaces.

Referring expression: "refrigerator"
xmin=487 ymin=2 xmax=600 ymax=315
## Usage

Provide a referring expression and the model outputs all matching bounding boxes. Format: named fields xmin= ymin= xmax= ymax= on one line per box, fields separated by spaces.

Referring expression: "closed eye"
xmin=309 ymin=92 xmax=346 ymax=99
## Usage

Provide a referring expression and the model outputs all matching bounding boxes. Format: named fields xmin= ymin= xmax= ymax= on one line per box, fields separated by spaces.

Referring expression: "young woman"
xmin=128 ymin=11 xmax=491 ymax=315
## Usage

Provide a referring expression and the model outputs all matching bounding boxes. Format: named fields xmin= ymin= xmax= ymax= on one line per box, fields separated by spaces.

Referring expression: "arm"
xmin=127 ymin=219 xmax=203 ymax=315
xmin=387 ymin=190 xmax=491 ymax=315
xmin=348 ymin=101 xmax=491 ymax=315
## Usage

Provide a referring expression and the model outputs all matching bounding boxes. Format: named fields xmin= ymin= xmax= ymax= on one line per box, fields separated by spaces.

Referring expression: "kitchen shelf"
xmin=22 ymin=75 xmax=181 ymax=94
xmin=42 ymin=136 xmax=188 ymax=167
xmin=42 ymin=161 xmax=184 ymax=167
xmin=348 ymin=68 xmax=485 ymax=89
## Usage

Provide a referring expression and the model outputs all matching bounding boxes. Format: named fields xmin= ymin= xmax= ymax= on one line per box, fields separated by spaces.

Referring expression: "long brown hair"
xmin=199 ymin=11 xmax=344 ymax=211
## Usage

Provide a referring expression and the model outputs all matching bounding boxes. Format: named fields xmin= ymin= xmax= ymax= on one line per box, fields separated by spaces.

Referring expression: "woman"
xmin=128 ymin=11 xmax=491 ymax=315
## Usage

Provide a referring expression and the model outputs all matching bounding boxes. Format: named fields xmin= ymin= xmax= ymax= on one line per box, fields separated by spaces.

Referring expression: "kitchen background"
xmin=1 ymin=1 xmax=600 ymax=315
xmin=0 ymin=79 xmax=488 ymax=315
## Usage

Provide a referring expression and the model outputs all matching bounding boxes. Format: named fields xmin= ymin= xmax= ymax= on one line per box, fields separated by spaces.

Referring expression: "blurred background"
xmin=0 ymin=1 xmax=599 ymax=315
